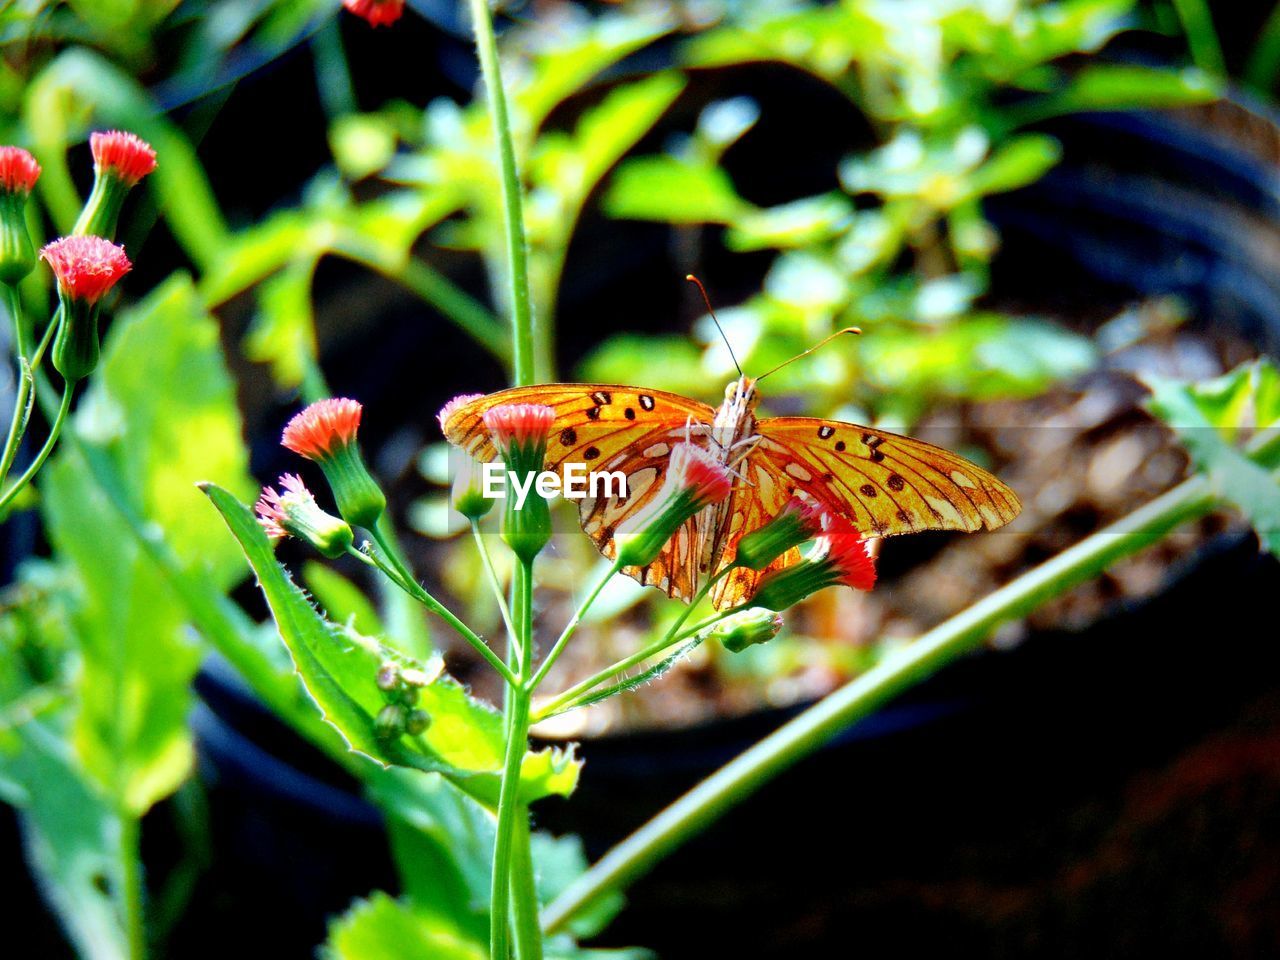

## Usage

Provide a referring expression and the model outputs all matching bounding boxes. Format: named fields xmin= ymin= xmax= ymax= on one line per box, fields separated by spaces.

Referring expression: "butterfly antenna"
xmin=757 ymin=326 xmax=862 ymax=381
xmin=686 ymin=275 xmax=742 ymax=377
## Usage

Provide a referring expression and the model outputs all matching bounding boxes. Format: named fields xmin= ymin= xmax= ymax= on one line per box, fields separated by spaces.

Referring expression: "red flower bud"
xmin=282 ymin=399 xmax=385 ymax=529
xmin=90 ymin=131 xmax=157 ymax=187
xmin=40 ymin=236 xmax=131 ymax=304
xmin=343 ymin=0 xmax=405 ymax=27
xmin=0 ymin=147 xmax=40 ymax=195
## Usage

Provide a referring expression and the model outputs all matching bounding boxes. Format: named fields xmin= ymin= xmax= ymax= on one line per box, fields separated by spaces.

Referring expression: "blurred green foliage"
xmin=595 ymin=0 xmax=1217 ymax=423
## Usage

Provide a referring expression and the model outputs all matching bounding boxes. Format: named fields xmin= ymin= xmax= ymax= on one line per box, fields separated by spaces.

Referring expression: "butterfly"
xmin=440 ymin=374 xmax=1021 ymax=611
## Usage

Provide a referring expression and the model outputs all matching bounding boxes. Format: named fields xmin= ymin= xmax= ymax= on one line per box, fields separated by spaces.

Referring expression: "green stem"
xmin=30 ymin=303 xmax=60 ymax=373
xmin=0 ymin=380 xmax=72 ymax=512
xmin=361 ymin=532 xmax=517 ymax=686
xmin=510 ymin=811 xmax=544 ymax=960
xmin=534 ymin=575 xmax=729 ymax=720
xmin=0 ymin=357 xmax=33 ymax=489
xmin=1171 ymin=0 xmax=1226 ymax=76
xmin=473 ymin=519 xmax=518 ymax=653
xmin=5 ymin=276 xmax=29 ymax=357
xmin=542 ymin=474 xmax=1220 ymax=932
xmin=490 ymin=684 xmax=531 ymax=960
xmin=119 ymin=813 xmax=146 ymax=960
xmin=1245 ymin=1 xmax=1280 ymax=91
xmin=468 ymin=0 xmax=538 ymax=385
xmin=527 ymin=558 xmax=622 ymax=692
xmin=492 ymin=555 xmax=539 ymax=960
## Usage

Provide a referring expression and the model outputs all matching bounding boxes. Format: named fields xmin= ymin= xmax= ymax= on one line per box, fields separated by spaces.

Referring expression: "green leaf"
xmin=1024 ymin=64 xmax=1221 ymax=123
xmin=325 ymin=892 xmax=486 ymax=960
xmin=515 ymin=9 xmax=676 ymax=128
xmin=197 ymin=211 xmax=312 ymax=306
xmin=544 ymin=637 xmax=707 ymax=719
xmin=41 ymin=275 xmax=255 ymax=814
xmin=562 ymin=73 xmax=686 ymax=202
xmin=1144 ymin=367 xmax=1280 ymax=553
xmin=968 ymin=134 xmax=1062 ymax=195
xmin=203 ymin=486 xmax=580 ymax=806
xmin=859 ymin=314 xmax=1097 ymax=409
xmin=604 ymin=156 xmax=750 ymax=224
xmin=726 ymin=193 xmax=854 ymax=252
xmin=336 ymin=769 xmax=635 ymax=958
xmin=0 ymin=724 xmax=131 ymax=960
xmin=305 ymin=562 xmax=386 ymax=638
xmin=243 ymin=256 xmax=319 ymax=390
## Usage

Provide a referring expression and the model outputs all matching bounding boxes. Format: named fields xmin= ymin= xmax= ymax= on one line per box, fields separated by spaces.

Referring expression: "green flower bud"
xmin=483 ymin=403 xmax=555 ymax=564
xmin=451 ymin=455 xmax=493 ymax=520
xmin=734 ymin=497 xmax=825 ymax=571
xmin=711 ymin=607 xmax=784 ymax=653
xmin=375 ymin=703 xmax=406 ymax=740
xmin=405 ymin=709 xmax=431 ymax=736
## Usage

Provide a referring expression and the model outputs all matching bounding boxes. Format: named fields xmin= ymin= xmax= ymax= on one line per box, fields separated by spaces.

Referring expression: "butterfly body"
xmin=441 ymin=377 xmax=1020 ymax=609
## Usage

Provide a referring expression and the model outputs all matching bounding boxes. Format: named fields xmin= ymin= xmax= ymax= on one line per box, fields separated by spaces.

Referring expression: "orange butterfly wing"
xmin=748 ymin=417 xmax=1022 ymax=538
xmin=706 ymin=417 xmax=1021 ymax=609
xmin=439 ymin=384 xmax=718 ymax=601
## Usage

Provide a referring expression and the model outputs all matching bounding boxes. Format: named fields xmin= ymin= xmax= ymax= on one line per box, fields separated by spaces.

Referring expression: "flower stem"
xmin=0 ymin=379 xmax=72 ymax=512
xmin=473 ymin=519 xmax=518 ymax=652
xmin=490 ymin=684 xmax=530 ymax=960
xmin=119 ymin=812 xmax=146 ymax=960
xmin=468 ymin=0 xmax=538 ymax=386
xmin=541 ymin=473 xmax=1221 ymax=933
xmin=533 ymin=574 xmax=728 ymax=720
xmin=510 ymin=812 xmax=543 ymax=960
xmin=492 ymin=556 xmax=542 ymax=960
xmin=358 ymin=534 xmax=517 ymax=686
xmin=527 ymin=558 xmax=623 ymax=692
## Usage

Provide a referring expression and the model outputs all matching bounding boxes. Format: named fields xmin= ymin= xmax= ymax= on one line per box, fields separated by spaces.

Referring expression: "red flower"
xmin=90 ymin=131 xmax=157 ymax=187
xmin=482 ymin=403 xmax=555 ymax=458
xmin=282 ymin=398 xmax=363 ymax=461
xmin=343 ymin=0 xmax=404 ymax=27
xmin=812 ymin=514 xmax=877 ymax=591
xmin=255 ymin=473 xmax=312 ymax=541
xmin=615 ymin=443 xmax=733 ymax=569
xmin=665 ymin=442 xmax=733 ymax=508
xmin=40 ymin=236 xmax=131 ymax=304
xmin=0 ymin=147 xmax=40 ymax=194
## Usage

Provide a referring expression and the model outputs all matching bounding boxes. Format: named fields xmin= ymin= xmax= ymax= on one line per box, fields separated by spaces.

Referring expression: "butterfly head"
xmin=723 ymin=376 xmax=760 ymax=414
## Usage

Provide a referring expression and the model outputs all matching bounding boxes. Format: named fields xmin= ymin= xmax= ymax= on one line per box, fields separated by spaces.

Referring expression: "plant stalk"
xmin=542 ymin=473 xmax=1220 ymax=932
xmin=468 ymin=0 xmax=538 ymax=385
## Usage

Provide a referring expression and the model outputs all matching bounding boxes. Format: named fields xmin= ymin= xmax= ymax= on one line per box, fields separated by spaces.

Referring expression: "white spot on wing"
xmin=926 ymin=495 xmax=964 ymax=525
xmin=950 ymin=470 xmax=976 ymax=489
xmin=785 ymin=462 xmax=813 ymax=482
xmin=643 ymin=443 xmax=670 ymax=459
